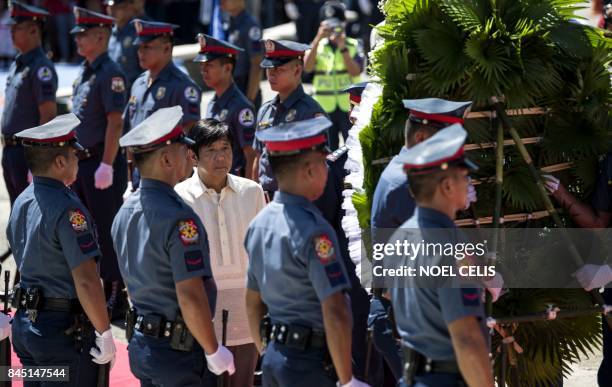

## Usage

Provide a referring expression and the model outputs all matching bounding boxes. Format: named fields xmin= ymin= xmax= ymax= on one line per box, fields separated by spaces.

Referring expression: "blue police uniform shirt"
xmin=108 ymin=18 xmax=145 ymax=86
xmin=254 ymin=85 xmax=326 ymax=192
xmin=371 ymin=146 xmax=414 ymax=242
xmin=7 ymin=177 xmax=101 ymax=298
xmin=1 ymin=47 xmax=58 ymax=135
xmin=125 ymin=62 xmax=201 ymax=132
xmin=72 ymin=53 xmax=128 ymax=148
xmin=205 ymin=83 xmax=255 ymax=174
xmin=223 ymin=10 xmax=263 ymax=84
xmin=245 ymin=191 xmax=351 ymax=331
xmin=389 ymin=206 xmax=485 ymax=361
xmin=111 ymin=178 xmax=213 ymax=321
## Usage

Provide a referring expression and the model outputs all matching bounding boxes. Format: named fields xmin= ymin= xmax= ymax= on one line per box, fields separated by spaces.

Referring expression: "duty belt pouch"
xmin=25 ymin=287 xmax=43 ymax=322
xmin=259 ymin=316 xmax=271 ymax=348
xmin=141 ymin=314 xmax=164 ymax=337
xmin=403 ymin=348 xmax=422 ymax=387
xmin=125 ymin=308 xmax=136 ymax=341
xmin=11 ymin=284 xmax=23 ymax=309
xmin=322 ymin=349 xmax=338 ymax=382
xmin=285 ymin=325 xmax=311 ymax=350
xmin=169 ymin=314 xmax=194 ymax=352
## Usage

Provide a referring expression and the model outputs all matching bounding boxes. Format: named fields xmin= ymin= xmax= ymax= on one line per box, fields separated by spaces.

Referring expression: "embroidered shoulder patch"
xmin=178 ymin=219 xmax=199 ymax=246
xmin=184 ymin=86 xmax=199 ymax=103
xmin=68 ymin=209 xmax=88 ymax=232
xmin=238 ymin=108 xmax=254 ymax=126
xmin=111 ymin=77 xmax=125 ymax=93
xmin=461 ymin=288 xmax=480 ymax=306
xmin=37 ymin=66 xmax=53 ymax=82
xmin=314 ymin=234 xmax=335 ymax=264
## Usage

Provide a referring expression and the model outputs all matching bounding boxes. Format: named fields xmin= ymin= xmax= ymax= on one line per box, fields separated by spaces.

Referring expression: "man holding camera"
xmin=304 ymin=0 xmax=364 ymax=151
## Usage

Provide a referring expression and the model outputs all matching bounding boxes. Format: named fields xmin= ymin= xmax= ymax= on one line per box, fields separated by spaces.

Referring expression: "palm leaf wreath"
xmin=348 ymin=1 xmax=612 ymax=385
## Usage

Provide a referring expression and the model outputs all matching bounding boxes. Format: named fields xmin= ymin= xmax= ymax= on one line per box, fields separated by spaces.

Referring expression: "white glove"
xmin=90 ymin=328 xmax=116 ymax=368
xmin=464 ymin=178 xmax=477 ymax=210
xmin=123 ymin=181 xmax=134 ymax=201
xmin=574 ymin=264 xmax=612 ymax=291
xmin=0 ymin=314 xmax=11 ymax=341
xmin=543 ymin=174 xmax=560 ymax=194
xmin=483 ymin=273 xmax=504 ymax=302
xmin=27 ymin=170 xmax=33 ymax=184
xmin=94 ymin=163 xmax=113 ymax=190
xmin=284 ymin=1 xmax=300 ymax=20
xmin=338 ymin=377 xmax=371 ymax=387
xmin=205 ymin=345 xmax=235 ymax=375
xmin=358 ymin=0 xmax=373 ymax=15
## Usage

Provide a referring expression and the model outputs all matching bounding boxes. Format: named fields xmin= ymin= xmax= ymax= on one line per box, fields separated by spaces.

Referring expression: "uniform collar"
xmin=273 ymin=191 xmax=312 ymax=207
xmin=213 ymin=83 xmax=239 ymax=108
xmin=33 ymin=176 xmax=65 ymax=189
xmin=87 ymin=52 xmax=109 ymax=70
xmin=276 ymin=84 xmax=306 ymax=109
xmin=140 ymin=178 xmax=176 ymax=194
xmin=417 ymin=206 xmax=456 ymax=228
xmin=230 ymin=9 xmax=247 ymax=23
xmin=16 ymin=46 xmax=44 ymax=66
xmin=157 ymin=61 xmax=178 ymax=81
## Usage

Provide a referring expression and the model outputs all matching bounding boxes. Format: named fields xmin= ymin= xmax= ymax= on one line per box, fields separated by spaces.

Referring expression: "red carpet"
xmin=9 ymin=340 xmax=139 ymax=386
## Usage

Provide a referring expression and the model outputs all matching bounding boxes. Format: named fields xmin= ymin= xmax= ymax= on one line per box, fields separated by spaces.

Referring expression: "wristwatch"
xmin=340 ymin=47 xmax=349 ymax=54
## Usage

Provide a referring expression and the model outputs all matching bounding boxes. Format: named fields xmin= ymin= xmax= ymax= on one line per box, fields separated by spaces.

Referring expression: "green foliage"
xmin=364 ymin=0 xmax=611 ymax=384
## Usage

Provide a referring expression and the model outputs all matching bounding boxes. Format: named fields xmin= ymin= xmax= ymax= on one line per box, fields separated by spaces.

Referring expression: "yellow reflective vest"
xmin=312 ymin=38 xmax=361 ymax=113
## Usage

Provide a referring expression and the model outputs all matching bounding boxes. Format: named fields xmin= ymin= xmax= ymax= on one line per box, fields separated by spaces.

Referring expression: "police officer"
xmin=545 ymin=159 xmax=612 ymax=386
xmin=369 ymin=99 xmax=473 ymax=385
xmin=196 ymin=34 xmax=257 ymax=178
xmin=304 ymin=0 xmax=364 ymax=151
xmin=1 ymin=1 xmax=57 ymax=206
xmin=7 ymin=114 xmax=116 ymax=386
xmin=111 ymin=106 xmax=235 ymax=385
xmin=220 ymin=0 xmax=263 ymax=108
xmin=125 ymin=19 xmax=201 ymax=134
xmin=252 ymin=38 xmax=324 ymax=191
xmin=70 ymin=6 xmax=129 ymax=316
xmin=125 ymin=18 xmax=201 ymax=190
xmin=245 ymin=116 xmax=369 ymax=387
xmin=105 ymin=0 xmax=148 ymax=86
xmin=387 ymin=124 xmax=494 ymax=387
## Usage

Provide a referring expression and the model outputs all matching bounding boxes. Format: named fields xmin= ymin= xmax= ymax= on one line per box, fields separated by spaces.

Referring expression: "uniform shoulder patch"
xmin=178 ymin=219 xmax=199 ymax=246
xmin=249 ymin=26 xmax=262 ymax=41
xmin=37 ymin=66 xmax=53 ymax=82
xmin=68 ymin=209 xmax=89 ymax=233
xmin=238 ymin=108 xmax=255 ymax=126
xmin=111 ymin=77 xmax=125 ymax=93
xmin=313 ymin=234 xmax=336 ymax=264
xmin=184 ymin=86 xmax=199 ymax=103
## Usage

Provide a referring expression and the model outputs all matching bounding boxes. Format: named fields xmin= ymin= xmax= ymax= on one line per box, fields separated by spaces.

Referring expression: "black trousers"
xmin=72 ymin=152 xmax=127 ymax=282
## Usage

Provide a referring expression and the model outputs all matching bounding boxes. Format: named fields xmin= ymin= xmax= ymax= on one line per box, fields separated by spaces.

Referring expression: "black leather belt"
xmin=12 ymin=295 xmax=80 ymax=313
xmin=402 ymin=345 xmax=461 ymax=375
xmin=1 ymin=135 xmax=19 ymax=147
xmin=270 ymin=323 xmax=326 ymax=350
xmin=134 ymin=314 xmax=175 ymax=339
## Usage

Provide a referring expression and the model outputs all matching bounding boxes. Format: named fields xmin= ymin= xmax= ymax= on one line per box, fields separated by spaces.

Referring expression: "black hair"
xmin=132 ymin=149 xmax=156 ymax=169
xmin=407 ymin=168 xmax=463 ymax=202
xmin=188 ymin=118 xmax=234 ymax=156
xmin=216 ymin=56 xmax=236 ymax=70
xmin=268 ymin=150 xmax=318 ymax=179
xmin=23 ymin=146 xmax=71 ymax=174
xmin=405 ymin=119 xmax=440 ymax=147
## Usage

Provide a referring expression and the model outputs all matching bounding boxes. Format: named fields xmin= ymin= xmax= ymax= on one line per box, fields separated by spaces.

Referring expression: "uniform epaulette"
xmin=327 ymin=145 xmax=348 ymax=162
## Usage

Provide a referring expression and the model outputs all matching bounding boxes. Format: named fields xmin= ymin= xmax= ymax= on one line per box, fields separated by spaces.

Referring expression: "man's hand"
xmin=334 ymin=32 xmax=347 ymax=50
xmin=284 ymin=1 xmax=300 ymax=20
xmin=90 ymin=328 xmax=116 ymax=368
xmin=338 ymin=377 xmax=371 ymax=387
xmin=543 ymin=174 xmax=560 ymax=194
xmin=574 ymin=264 xmax=612 ymax=291
xmin=94 ymin=163 xmax=113 ymax=189
xmin=316 ymin=22 xmax=332 ymax=40
xmin=205 ymin=345 xmax=235 ymax=375
xmin=483 ymin=273 xmax=504 ymax=302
